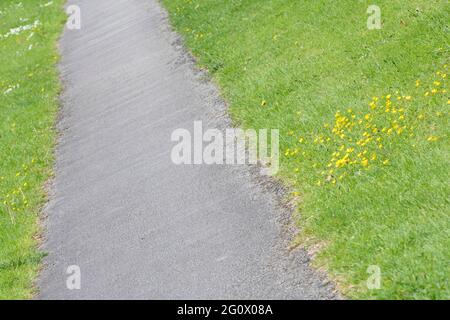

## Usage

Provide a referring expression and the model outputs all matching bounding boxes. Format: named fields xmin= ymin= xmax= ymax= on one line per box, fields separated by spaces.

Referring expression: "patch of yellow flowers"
xmin=0 ymin=159 xmax=36 ymax=223
xmin=285 ymin=64 xmax=449 ymax=187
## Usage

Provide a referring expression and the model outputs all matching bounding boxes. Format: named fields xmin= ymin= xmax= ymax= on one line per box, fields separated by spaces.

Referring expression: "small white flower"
xmin=0 ymin=20 xmax=40 ymax=39
xmin=40 ymin=1 xmax=54 ymax=8
xmin=3 ymin=84 xmax=20 ymax=95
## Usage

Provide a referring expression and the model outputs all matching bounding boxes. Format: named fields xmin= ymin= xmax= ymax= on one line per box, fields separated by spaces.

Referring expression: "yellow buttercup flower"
xmin=361 ymin=159 xmax=369 ymax=167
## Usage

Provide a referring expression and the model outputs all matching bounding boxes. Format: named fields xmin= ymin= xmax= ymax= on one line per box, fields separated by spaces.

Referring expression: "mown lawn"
xmin=162 ymin=0 xmax=449 ymax=299
xmin=0 ymin=0 xmax=65 ymax=299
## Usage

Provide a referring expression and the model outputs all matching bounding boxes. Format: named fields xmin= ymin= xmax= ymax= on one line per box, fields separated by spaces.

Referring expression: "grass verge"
xmin=0 ymin=0 xmax=65 ymax=299
xmin=162 ymin=0 xmax=449 ymax=299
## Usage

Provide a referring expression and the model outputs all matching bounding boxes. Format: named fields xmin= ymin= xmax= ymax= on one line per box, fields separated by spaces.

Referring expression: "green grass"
xmin=162 ymin=0 xmax=450 ymax=299
xmin=0 ymin=0 xmax=65 ymax=299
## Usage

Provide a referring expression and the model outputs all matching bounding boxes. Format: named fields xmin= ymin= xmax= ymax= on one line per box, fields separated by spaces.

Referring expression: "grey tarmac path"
xmin=38 ymin=0 xmax=336 ymax=299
